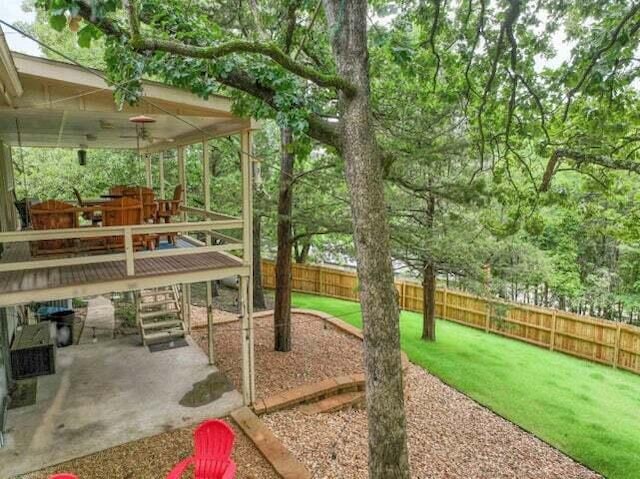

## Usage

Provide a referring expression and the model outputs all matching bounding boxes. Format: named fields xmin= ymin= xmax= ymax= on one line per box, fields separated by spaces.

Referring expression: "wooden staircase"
xmin=136 ymin=286 xmax=186 ymax=346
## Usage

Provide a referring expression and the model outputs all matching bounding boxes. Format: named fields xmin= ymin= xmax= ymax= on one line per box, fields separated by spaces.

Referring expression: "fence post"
xmin=442 ymin=288 xmax=448 ymax=320
xmin=400 ymin=281 xmax=406 ymax=311
xmin=550 ymin=310 xmax=557 ymax=351
xmin=318 ymin=265 xmax=324 ymax=295
xmin=485 ymin=301 xmax=491 ymax=332
xmin=613 ymin=323 xmax=622 ymax=368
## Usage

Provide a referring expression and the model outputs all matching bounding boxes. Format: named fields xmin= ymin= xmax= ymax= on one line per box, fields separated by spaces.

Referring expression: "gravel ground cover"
xmin=190 ymin=305 xmax=239 ymax=328
xmin=194 ymin=313 xmax=364 ymax=397
xmin=197 ymin=312 xmax=598 ymax=478
xmin=19 ymin=420 xmax=278 ymax=479
xmin=263 ymin=363 xmax=600 ymax=479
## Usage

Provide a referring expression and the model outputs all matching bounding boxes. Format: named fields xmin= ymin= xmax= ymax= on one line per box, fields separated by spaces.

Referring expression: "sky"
xmin=1 ymin=0 xmax=39 ymax=55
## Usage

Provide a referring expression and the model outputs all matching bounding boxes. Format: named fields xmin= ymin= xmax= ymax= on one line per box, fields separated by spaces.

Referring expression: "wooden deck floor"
xmin=0 ymin=241 xmax=245 ymax=306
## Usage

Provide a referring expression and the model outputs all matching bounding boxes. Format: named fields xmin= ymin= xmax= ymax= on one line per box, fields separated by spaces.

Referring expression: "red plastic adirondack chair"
xmin=49 ymin=474 xmax=79 ymax=479
xmin=166 ymin=419 xmax=236 ymax=479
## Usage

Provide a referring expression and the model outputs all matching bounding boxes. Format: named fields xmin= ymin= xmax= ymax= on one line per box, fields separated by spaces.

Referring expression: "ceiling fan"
xmin=118 ymin=115 xmax=174 ymax=144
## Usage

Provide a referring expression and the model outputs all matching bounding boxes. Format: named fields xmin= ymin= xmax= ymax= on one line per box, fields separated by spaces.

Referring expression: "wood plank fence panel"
xmin=261 ymin=259 xmax=640 ymax=375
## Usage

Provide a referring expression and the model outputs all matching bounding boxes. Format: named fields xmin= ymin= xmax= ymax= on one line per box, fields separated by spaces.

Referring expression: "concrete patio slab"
xmin=0 ymin=335 xmax=243 ymax=478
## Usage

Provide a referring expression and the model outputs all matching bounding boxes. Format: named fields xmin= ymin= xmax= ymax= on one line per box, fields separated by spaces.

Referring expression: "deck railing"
xmin=0 ymin=212 xmax=243 ymax=277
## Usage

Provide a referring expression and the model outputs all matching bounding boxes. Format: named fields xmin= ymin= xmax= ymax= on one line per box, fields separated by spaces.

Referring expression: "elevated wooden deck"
xmin=0 ymin=241 xmax=246 ymax=306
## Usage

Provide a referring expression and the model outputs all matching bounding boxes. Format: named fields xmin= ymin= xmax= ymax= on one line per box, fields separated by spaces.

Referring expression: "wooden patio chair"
xmin=108 ymin=185 xmax=129 ymax=196
xmin=29 ymin=200 xmax=78 ymax=256
xmin=101 ymin=197 xmax=156 ymax=251
xmin=156 ymin=185 xmax=184 ymax=245
xmin=72 ymin=187 xmax=102 ymax=225
xmin=122 ymin=186 xmax=158 ymax=223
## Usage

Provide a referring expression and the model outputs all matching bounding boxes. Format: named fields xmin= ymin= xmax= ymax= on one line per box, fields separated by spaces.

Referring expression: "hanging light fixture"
xmin=129 ymin=115 xmax=156 ymax=193
xmin=128 ymin=115 xmax=156 ymax=158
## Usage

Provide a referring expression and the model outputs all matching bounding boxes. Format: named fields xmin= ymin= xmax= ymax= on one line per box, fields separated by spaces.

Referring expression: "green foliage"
xmin=14 ymin=148 xmax=144 ymax=201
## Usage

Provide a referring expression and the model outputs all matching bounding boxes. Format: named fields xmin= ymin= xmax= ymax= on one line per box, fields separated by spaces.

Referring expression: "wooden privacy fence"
xmin=261 ymin=259 xmax=640 ymax=375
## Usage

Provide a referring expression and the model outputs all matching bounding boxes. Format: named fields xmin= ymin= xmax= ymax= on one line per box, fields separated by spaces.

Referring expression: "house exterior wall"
xmin=0 ymin=141 xmax=16 ymax=232
xmin=0 ymin=141 xmax=18 ymax=445
xmin=0 ymin=306 xmax=18 ymax=446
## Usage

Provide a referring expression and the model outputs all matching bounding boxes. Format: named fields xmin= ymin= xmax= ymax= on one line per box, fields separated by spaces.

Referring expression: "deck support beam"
xmin=240 ymin=129 xmax=255 ymax=404
xmin=239 ymin=274 xmax=254 ymax=405
xmin=144 ymin=154 xmax=152 ymax=188
xmin=177 ymin=145 xmax=186 ymax=222
xmin=185 ymin=283 xmax=192 ymax=334
xmin=181 ymin=283 xmax=189 ymax=332
xmin=203 ymin=139 xmax=215 ymax=365
xmin=159 ymin=151 xmax=165 ymax=199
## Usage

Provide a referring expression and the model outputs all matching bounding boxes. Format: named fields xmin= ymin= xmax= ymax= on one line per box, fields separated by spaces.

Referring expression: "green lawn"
xmin=291 ymin=292 xmax=640 ymax=479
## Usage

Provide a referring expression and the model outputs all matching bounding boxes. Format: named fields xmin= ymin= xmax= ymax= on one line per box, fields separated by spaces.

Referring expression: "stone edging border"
xmin=231 ymin=406 xmax=311 ymax=479
xmin=252 ymin=373 xmax=365 ymax=415
xmin=250 ymin=308 xmax=411 ymax=415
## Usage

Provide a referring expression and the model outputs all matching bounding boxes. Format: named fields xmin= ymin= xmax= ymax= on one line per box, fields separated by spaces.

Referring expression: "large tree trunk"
xmin=422 ymin=261 xmax=436 ymax=341
xmin=273 ymin=127 xmax=294 ymax=352
xmin=422 ymin=191 xmax=436 ymax=341
xmin=294 ymin=237 xmax=311 ymax=263
xmin=252 ymin=212 xmax=267 ymax=310
xmin=323 ymin=1 xmax=410 ymax=477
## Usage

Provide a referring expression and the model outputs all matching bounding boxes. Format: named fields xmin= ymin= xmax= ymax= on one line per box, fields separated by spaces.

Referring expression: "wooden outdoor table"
xmin=80 ymin=198 xmax=109 ymax=206
xmin=76 ymin=206 xmax=103 ymax=213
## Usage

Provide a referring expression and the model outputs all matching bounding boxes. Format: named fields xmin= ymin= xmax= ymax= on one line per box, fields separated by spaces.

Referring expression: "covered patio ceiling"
xmin=0 ymin=35 xmax=253 ymax=152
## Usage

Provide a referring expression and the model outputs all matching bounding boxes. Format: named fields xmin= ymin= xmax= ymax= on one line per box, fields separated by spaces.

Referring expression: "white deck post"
xmin=240 ymin=129 xmax=255 ymax=403
xmin=203 ymin=139 xmax=215 ymax=365
xmin=144 ymin=154 xmax=152 ymax=188
xmin=177 ymin=146 xmax=187 ymax=222
xmin=124 ymin=227 xmax=135 ymax=276
xmin=159 ymin=151 xmax=165 ymax=199
xmin=239 ymin=274 xmax=252 ymax=405
xmin=185 ymin=283 xmax=192 ymax=333
xmin=181 ymin=283 xmax=189 ymax=332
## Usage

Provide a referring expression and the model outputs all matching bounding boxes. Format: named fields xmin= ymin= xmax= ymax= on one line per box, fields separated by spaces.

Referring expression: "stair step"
xmin=143 ymin=329 xmax=186 ymax=343
xmin=140 ymin=310 xmax=180 ymax=320
xmin=299 ymin=392 xmax=365 ymax=415
xmin=142 ymin=319 xmax=184 ymax=330
xmin=140 ymin=299 xmax=178 ymax=308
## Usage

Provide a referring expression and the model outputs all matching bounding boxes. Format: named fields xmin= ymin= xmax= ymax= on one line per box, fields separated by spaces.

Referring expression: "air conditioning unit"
xmin=10 ymin=322 xmax=56 ymax=379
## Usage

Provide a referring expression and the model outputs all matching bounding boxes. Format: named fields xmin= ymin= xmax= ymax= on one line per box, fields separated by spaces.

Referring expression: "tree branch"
xmin=540 ymin=147 xmax=640 ymax=191
xmin=562 ymin=2 xmax=640 ymax=121
xmin=292 ymin=163 xmax=337 ymax=184
xmin=128 ymin=31 xmax=356 ymax=94
xmin=72 ymin=1 xmax=343 ymax=151
xmin=117 ymin=0 xmax=354 ymax=94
